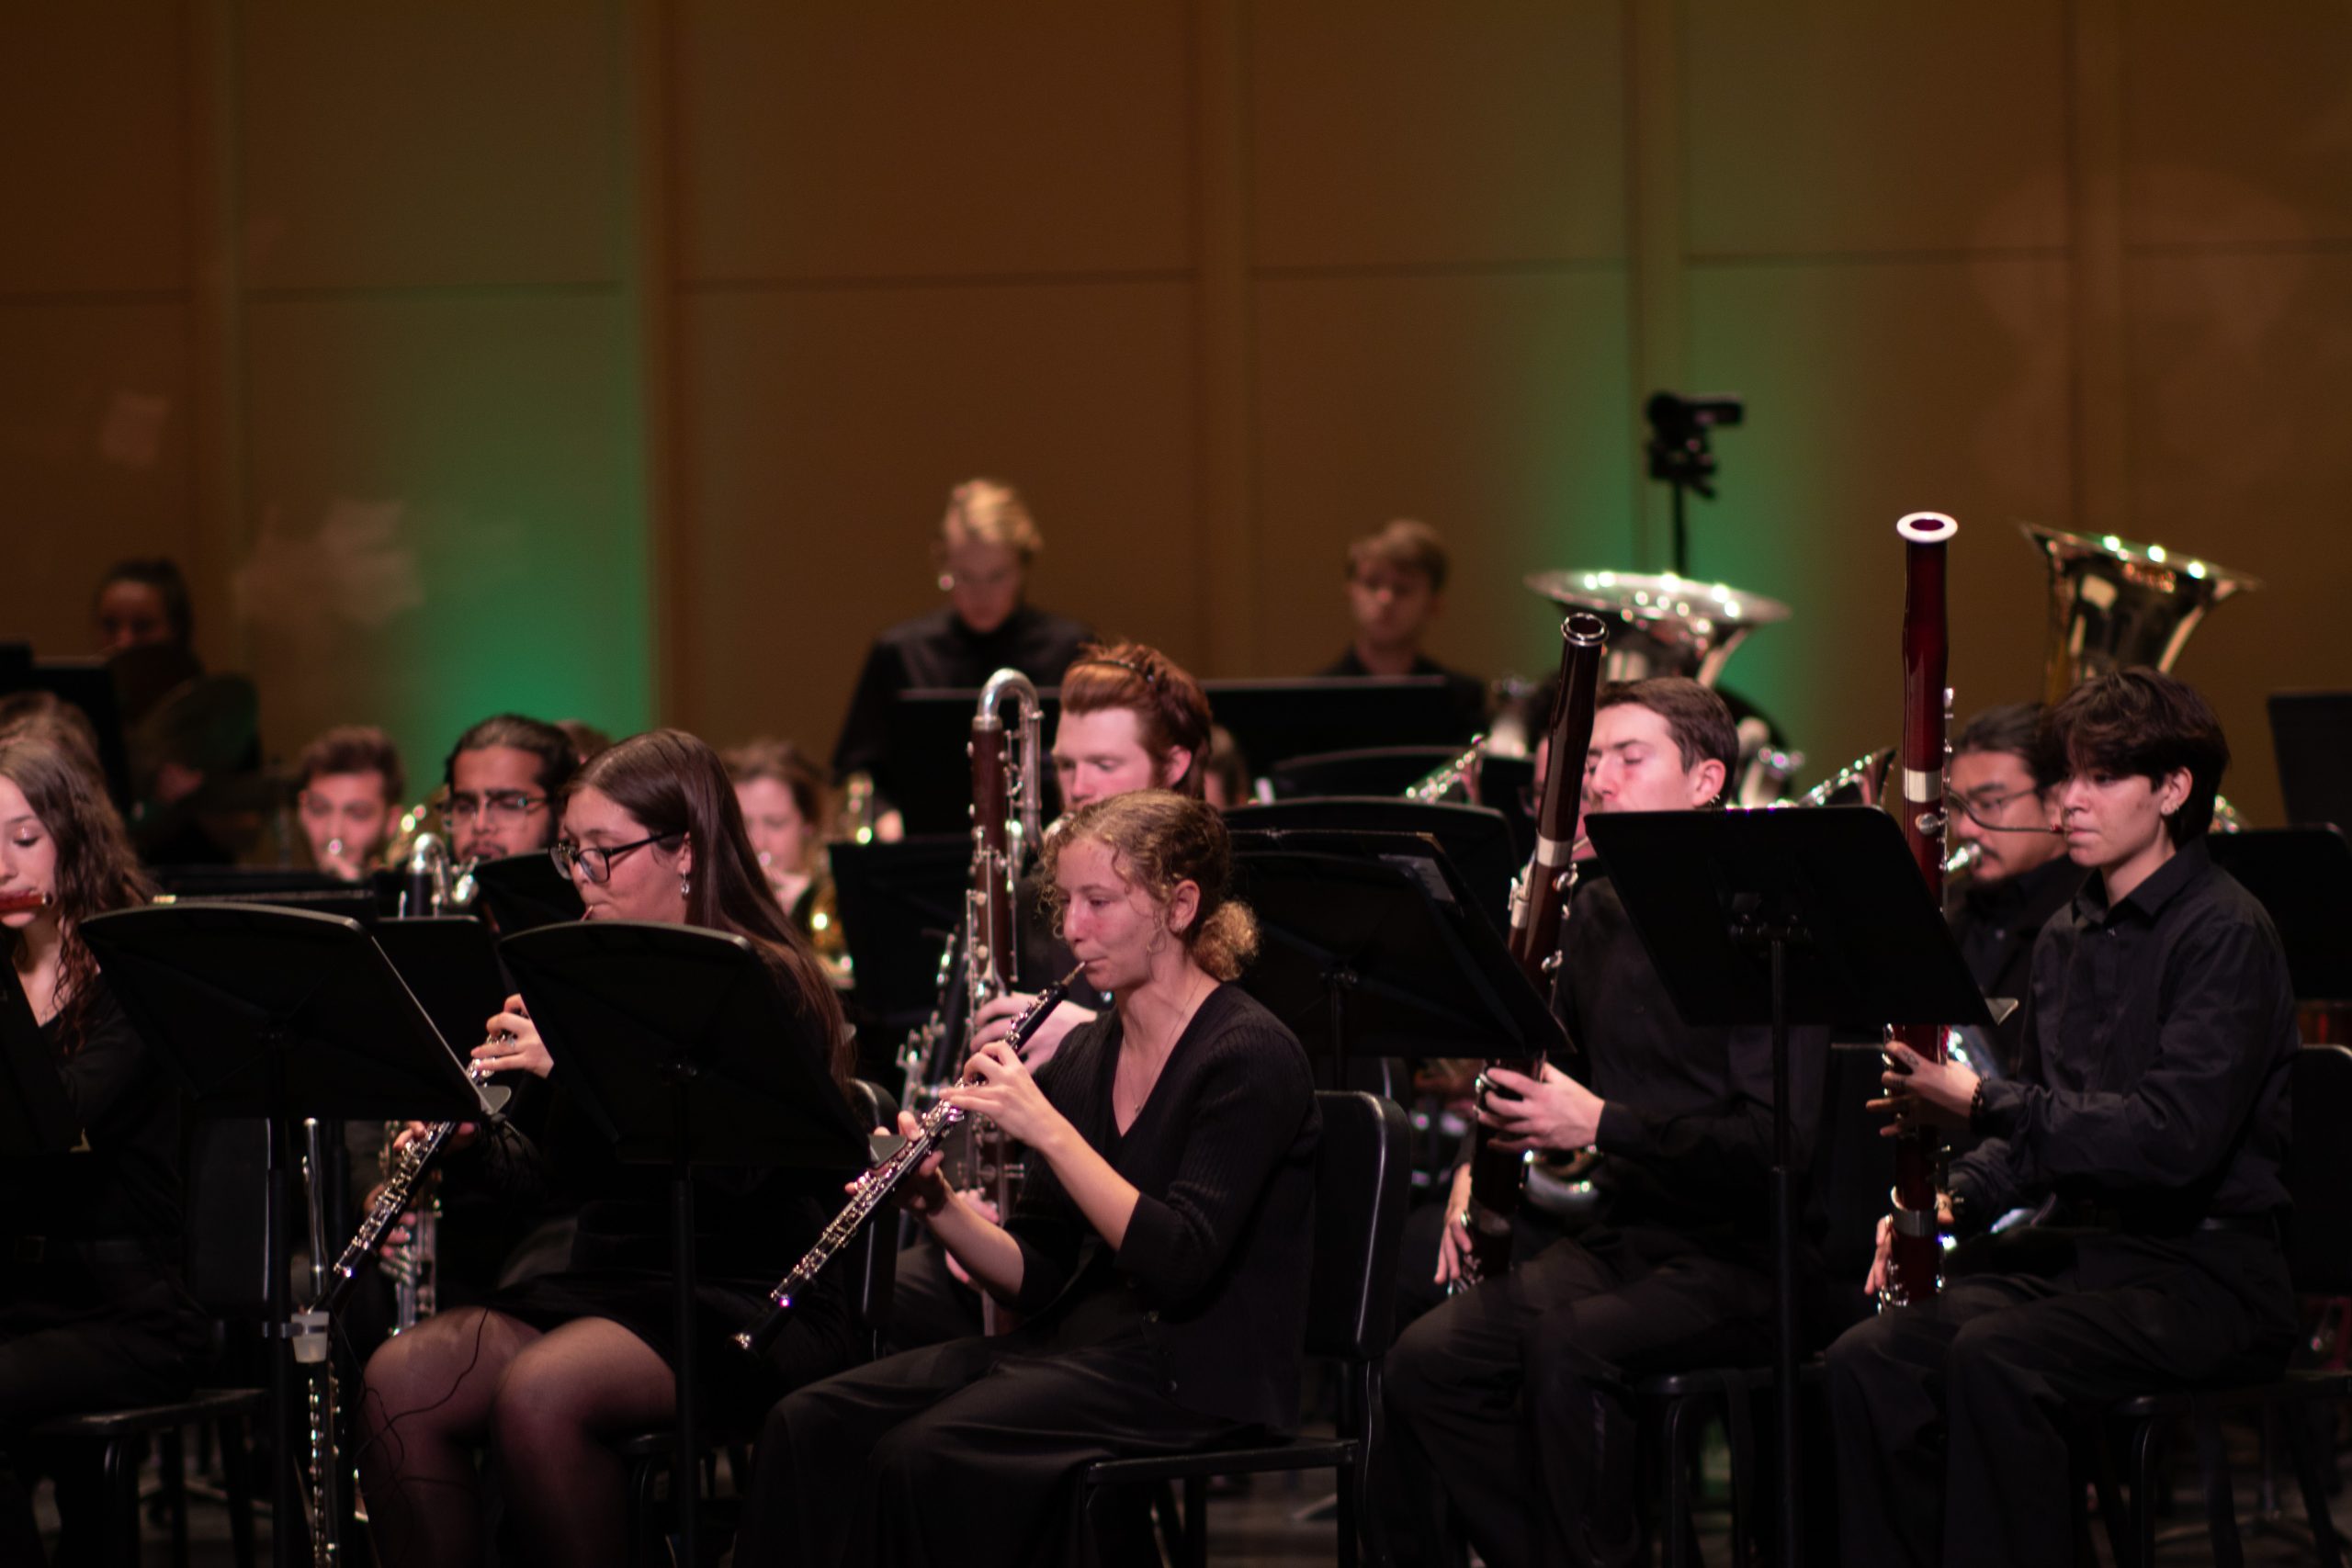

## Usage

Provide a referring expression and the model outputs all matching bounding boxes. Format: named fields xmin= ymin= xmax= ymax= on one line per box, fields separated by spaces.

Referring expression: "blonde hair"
xmin=1039 ymin=790 xmax=1258 ymax=982
xmin=1345 ymin=517 xmax=1450 ymax=592
xmin=939 ymin=478 xmax=1043 ymax=562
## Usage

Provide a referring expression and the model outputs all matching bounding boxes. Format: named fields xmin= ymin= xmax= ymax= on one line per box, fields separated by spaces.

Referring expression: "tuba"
xmin=2023 ymin=522 xmax=2256 ymax=704
xmin=1525 ymin=570 xmax=1800 ymax=801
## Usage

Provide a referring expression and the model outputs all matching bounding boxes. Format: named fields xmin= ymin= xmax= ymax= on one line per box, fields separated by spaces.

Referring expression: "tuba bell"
xmin=2022 ymin=523 xmax=2256 ymax=705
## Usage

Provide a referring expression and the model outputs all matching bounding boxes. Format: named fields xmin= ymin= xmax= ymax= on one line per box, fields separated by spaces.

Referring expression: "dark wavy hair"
xmin=1038 ymin=790 xmax=1258 ymax=981
xmin=566 ymin=729 xmax=852 ymax=1090
xmin=0 ymin=734 xmax=154 ymax=1055
xmin=2041 ymin=669 xmax=2230 ymax=842
xmin=443 ymin=713 xmax=580 ymax=800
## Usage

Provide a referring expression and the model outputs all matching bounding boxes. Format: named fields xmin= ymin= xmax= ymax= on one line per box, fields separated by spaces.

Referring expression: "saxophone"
xmin=736 ymin=970 xmax=1081 ymax=1357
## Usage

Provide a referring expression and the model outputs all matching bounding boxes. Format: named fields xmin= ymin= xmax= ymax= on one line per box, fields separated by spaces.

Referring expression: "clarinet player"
xmin=733 ymin=791 xmax=1320 ymax=1566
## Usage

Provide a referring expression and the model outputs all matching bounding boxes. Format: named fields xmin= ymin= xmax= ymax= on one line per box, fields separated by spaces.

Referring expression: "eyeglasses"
xmin=550 ymin=832 xmax=675 ymax=886
xmin=1951 ymin=785 xmax=2043 ymax=830
xmin=447 ymin=791 xmax=548 ymax=827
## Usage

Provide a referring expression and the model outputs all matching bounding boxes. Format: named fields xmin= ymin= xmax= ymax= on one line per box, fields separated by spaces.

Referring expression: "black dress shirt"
xmin=1951 ymin=839 xmax=2297 ymax=1229
xmin=1005 ymin=984 xmax=1321 ymax=1432
xmin=1947 ymin=854 xmax=2085 ymax=1077
xmin=1554 ymin=869 xmax=1828 ymax=1266
xmin=1317 ymin=649 xmax=1487 ymax=741
xmin=830 ymin=603 xmax=1094 ymax=787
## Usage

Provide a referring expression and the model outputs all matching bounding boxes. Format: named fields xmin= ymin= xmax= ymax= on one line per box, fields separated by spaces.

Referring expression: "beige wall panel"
xmin=0 ymin=303 xmax=196 ymax=657
xmin=1248 ymin=1 xmax=1625 ymax=269
xmin=1685 ymin=259 xmax=2074 ymax=782
xmin=2122 ymin=3 xmax=2352 ymax=247
xmin=675 ymin=280 xmax=1196 ymax=760
xmin=238 ymin=4 xmax=624 ymax=290
xmin=674 ymin=2 xmax=1193 ymax=283
xmin=1250 ymin=269 xmax=1636 ymax=687
xmin=0 ymin=8 xmax=189 ymax=295
xmin=239 ymin=293 xmax=647 ymax=777
xmin=2120 ymin=250 xmax=2352 ymax=824
xmin=1684 ymin=1 xmax=2069 ymax=258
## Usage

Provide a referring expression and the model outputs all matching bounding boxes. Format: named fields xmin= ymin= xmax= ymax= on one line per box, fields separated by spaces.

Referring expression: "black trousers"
xmin=1826 ymin=1226 xmax=2297 ymax=1568
xmin=733 ymin=1331 xmax=1253 ymax=1567
xmin=1381 ymin=1225 xmax=1774 ymax=1568
xmin=879 ymin=1240 xmax=985 ymax=1355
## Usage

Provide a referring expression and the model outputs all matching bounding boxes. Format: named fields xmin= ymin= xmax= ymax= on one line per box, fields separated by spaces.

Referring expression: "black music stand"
xmin=2211 ymin=829 xmax=2352 ymax=1003
xmin=1225 ymin=798 xmax=1519 ymax=939
xmin=827 ymin=836 xmax=971 ymax=1026
xmin=78 ymin=904 xmax=498 ymax=1568
xmin=0 ymin=967 xmax=81 ymax=1157
xmin=374 ymin=916 xmax=512 ymax=1056
xmin=1229 ymin=828 xmax=1564 ymax=1094
xmin=1584 ymin=807 xmax=1990 ymax=1568
xmin=469 ymin=849 xmax=586 ymax=933
xmin=499 ymin=921 xmax=870 ymax=1568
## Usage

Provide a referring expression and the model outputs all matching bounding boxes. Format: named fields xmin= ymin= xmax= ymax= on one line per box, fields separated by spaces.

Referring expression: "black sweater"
xmin=1005 ymin=983 xmax=1320 ymax=1432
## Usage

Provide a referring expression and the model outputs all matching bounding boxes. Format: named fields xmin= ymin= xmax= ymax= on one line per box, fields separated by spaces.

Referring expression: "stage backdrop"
xmin=3 ymin=2 xmax=2347 ymax=823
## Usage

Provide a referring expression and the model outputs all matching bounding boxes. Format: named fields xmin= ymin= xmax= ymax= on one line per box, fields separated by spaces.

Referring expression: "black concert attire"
xmin=735 ymin=983 xmax=1320 ymax=1567
xmin=1827 ymin=839 xmax=2299 ymax=1568
xmin=1318 ymin=648 xmax=1487 ymax=741
xmin=831 ymin=604 xmax=1093 ymax=791
xmin=0 ymin=981 xmax=211 ymax=1561
xmin=1947 ymin=853 xmax=2082 ymax=1078
xmin=434 ymin=970 xmax=863 ymax=1427
xmin=1383 ymin=867 xmax=1828 ymax=1568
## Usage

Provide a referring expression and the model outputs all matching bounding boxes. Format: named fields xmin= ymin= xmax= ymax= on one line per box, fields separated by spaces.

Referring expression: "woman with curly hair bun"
xmin=735 ymin=790 xmax=1321 ymax=1566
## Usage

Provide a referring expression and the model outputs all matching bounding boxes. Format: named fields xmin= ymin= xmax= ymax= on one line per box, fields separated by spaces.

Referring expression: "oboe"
xmin=304 ymin=1041 xmax=504 ymax=1318
xmin=735 ymin=966 xmax=1082 ymax=1356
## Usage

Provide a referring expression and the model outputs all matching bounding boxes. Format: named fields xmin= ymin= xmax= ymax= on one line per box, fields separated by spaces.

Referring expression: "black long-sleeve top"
xmin=0 ymin=979 xmax=203 ymax=1337
xmin=830 ymin=603 xmax=1094 ymax=787
xmin=1554 ymin=869 xmax=1829 ymax=1265
xmin=1947 ymin=854 xmax=2084 ymax=1078
xmin=1003 ymin=983 xmax=1320 ymax=1433
xmin=1951 ymin=840 xmax=2297 ymax=1230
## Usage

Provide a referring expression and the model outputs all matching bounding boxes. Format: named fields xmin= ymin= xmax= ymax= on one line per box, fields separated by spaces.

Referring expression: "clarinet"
xmin=1457 ymin=612 xmax=1609 ymax=1286
xmin=305 ymin=1043 xmax=503 ymax=1319
xmin=1884 ymin=513 xmax=1959 ymax=1304
xmin=735 ymin=966 xmax=1082 ymax=1356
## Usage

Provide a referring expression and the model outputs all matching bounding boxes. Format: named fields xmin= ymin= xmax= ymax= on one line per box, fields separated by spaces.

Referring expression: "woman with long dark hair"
xmin=735 ymin=790 xmax=1321 ymax=1566
xmin=0 ymin=734 xmax=209 ymax=1560
xmin=357 ymin=729 xmax=860 ymax=1568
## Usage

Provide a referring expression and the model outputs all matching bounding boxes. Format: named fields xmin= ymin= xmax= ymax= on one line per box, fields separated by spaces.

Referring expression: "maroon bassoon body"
xmin=1885 ymin=512 xmax=1958 ymax=1304
xmin=1459 ymin=611 xmax=1609 ymax=1285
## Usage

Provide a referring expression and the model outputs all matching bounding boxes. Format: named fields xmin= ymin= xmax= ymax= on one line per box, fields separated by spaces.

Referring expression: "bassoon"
xmin=1459 ymin=611 xmax=1609 ymax=1284
xmin=1885 ymin=512 xmax=1958 ymax=1303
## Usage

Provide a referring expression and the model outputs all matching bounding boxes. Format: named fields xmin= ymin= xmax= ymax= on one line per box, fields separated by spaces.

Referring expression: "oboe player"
xmin=1382 ymin=678 xmax=1829 ymax=1568
xmin=1829 ymin=671 xmax=2296 ymax=1568
xmin=733 ymin=791 xmax=1317 ymax=1567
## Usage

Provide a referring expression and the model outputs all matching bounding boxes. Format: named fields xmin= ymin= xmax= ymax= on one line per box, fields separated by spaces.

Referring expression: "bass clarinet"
xmin=1884 ymin=512 xmax=1958 ymax=1304
xmin=736 ymin=966 xmax=1082 ymax=1357
xmin=1458 ymin=612 xmax=1609 ymax=1285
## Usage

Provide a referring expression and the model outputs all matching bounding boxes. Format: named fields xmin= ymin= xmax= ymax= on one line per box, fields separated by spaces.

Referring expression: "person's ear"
xmin=1166 ymin=878 xmax=1202 ymax=937
xmin=1690 ymin=759 xmax=1728 ymax=807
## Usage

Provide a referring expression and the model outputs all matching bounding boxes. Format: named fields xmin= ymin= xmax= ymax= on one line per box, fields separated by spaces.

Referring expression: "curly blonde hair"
xmin=1038 ymin=790 xmax=1257 ymax=981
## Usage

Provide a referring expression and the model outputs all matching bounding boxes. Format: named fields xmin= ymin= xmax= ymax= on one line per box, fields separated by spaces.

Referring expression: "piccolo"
xmin=304 ymin=1038 xmax=506 ymax=1318
xmin=735 ymin=964 xmax=1084 ymax=1356
xmin=0 ymin=890 xmax=52 ymax=915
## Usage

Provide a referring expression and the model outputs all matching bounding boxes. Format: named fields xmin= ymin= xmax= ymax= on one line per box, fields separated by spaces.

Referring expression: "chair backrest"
xmin=844 ymin=1079 xmax=901 ymax=1346
xmin=2285 ymin=1044 xmax=2352 ymax=1295
xmin=1302 ymin=1089 xmax=1411 ymax=1365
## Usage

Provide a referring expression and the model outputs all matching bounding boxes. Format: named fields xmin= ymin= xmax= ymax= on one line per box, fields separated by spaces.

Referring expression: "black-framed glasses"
xmin=447 ymin=791 xmax=548 ymax=826
xmin=1951 ymin=784 xmax=2044 ymax=830
xmin=550 ymin=832 xmax=675 ymax=886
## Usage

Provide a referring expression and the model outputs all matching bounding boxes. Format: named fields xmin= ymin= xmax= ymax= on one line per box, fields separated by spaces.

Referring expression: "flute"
xmin=736 ymin=965 xmax=1083 ymax=1356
